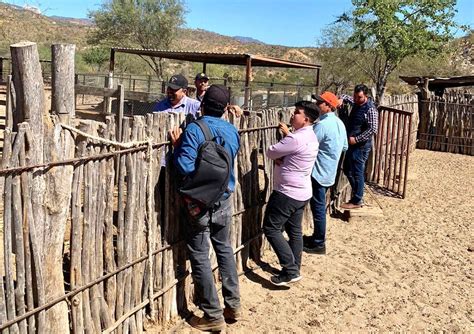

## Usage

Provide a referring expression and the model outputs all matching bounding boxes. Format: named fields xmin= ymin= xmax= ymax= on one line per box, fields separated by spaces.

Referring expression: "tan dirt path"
xmin=157 ymin=149 xmax=473 ymax=333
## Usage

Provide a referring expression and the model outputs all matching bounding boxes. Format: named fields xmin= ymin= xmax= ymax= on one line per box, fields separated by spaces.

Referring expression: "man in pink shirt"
xmin=263 ymin=101 xmax=320 ymax=286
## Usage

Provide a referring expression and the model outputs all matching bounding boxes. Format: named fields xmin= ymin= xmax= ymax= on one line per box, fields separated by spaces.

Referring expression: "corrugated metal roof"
xmin=400 ymin=75 xmax=474 ymax=89
xmin=112 ymin=47 xmax=321 ymax=69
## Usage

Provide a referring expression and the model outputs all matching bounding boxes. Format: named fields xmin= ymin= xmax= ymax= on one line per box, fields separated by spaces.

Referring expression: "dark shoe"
xmin=270 ymin=272 xmax=302 ymax=286
xmin=271 ymin=267 xmax=282 ymax=275
xmin=304 ymin=243 xmax=326 ymax=254
xmin=303 ymin=235 xmax=314 ymax=247
xmin=223 ymin=306 xmax=242 ymax=322
xmin=341 ymin=202 xmax=363 ymax=209
xmin=189 ymin=315 xmax=226 ymax=331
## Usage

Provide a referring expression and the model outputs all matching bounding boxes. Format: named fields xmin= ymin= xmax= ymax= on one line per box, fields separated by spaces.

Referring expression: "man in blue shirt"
xmin=169 ymin=85 xmax=241 ymax=332
xmin=304 ymin=91 xmax=348 ymax=254
xmin=153 ymin=74 xmax=201 ymax=117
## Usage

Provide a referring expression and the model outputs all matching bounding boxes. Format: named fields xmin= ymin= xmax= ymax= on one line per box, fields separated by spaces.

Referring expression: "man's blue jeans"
xmin=186 ymin=196 xmax=240 ymax=321
xmin=309 ymin=178 xmax=328 ymax=246
xmin=263 ymin=191 xmax=307 ymax=276
xmin=343 ymin=141 xmax=372 ymax=204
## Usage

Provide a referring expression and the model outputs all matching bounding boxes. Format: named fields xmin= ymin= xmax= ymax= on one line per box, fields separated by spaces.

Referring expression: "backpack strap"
xmin=194 ymin=118 xmax=214 ymax=141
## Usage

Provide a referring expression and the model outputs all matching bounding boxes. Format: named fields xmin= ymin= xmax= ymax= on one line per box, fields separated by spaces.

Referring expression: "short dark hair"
xmin=354 ymin=84 xmax=369 ymax=96
xmin=294 ymin=101 xmax=320 ymax=122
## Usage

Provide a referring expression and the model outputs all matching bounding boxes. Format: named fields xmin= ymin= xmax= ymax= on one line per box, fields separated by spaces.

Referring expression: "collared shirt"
xmin=196 ymin=93 xmax=205 ymax=102
xmin=173 ymin=116 xmax=240 ymax=195
xmin=312 ymin=112 xmax=348 ymax=187
xmin=341 ymin=94 xmax=378 ymax=143
xmin=153 ymin=95 xmax=201 ymax=117
xmin=266 ymin=125 xmax=319 ymax=201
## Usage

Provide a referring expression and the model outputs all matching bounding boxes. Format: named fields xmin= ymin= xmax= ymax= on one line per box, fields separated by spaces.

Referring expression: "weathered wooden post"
xmin=10 ymin=41 xmax=74 ymax=333
xmin=10 ymin=40 xmax=48 ymax=332
xmin=418 ymin=78 xmax=430 ymax=149
xmin=52 ymin=44 xmax=76 ymax=121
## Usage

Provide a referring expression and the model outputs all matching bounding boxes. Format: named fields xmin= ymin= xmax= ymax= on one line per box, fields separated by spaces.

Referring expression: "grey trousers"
xmin=186 ymin=196 xmax=240 ymax=320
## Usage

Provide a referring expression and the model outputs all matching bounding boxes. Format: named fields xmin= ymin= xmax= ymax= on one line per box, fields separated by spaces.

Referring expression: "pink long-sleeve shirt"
xmin=266 ymin=125 xmax=319 ymax=201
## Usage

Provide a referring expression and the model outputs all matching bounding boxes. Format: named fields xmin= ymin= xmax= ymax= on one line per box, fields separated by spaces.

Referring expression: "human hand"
xmin=349 ymin=136 xmax=357 ymax=145
xmin=169 ymin=126 xmax=183 ymax=148
xmin=227 ymin=105 xmax=243 ymax=117
xmin=279 ymin=122 xmax=290 ymax=136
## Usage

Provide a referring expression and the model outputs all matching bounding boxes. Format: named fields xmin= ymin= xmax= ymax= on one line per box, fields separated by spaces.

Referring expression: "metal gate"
xmin=368 ymin=106 xmax=414 ymax=198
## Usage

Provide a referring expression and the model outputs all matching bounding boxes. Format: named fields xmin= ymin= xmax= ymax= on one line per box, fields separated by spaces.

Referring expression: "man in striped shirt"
xmin=340 ymin=84 xmax=378 ymax=209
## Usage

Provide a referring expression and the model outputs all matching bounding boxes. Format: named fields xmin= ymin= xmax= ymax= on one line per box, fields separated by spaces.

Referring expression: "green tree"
xmin=338 ymin=0 xmax=464 ymax=104
xmin=316 ymin=22 xmax=369 ymax=94
xmin=89 ymin=0 xmax=186 ymax=79
xmin=82 ymin=47 xmax=109 ymax=72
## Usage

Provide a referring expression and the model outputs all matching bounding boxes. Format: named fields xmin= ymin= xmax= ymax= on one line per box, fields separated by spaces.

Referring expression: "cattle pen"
xmin=0 ymin=42 xmax=415 ymax=333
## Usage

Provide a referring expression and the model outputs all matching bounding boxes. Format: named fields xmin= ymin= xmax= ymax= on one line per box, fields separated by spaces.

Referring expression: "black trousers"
xmin=263 ymin=191 xmax=308 ymax=276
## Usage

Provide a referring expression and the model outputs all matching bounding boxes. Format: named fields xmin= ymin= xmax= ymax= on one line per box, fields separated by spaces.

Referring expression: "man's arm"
xmin=313 ymin=123 xmax=325 ymax=144
xmin=343 ymin=134 xmax=349 ymax=151
xmin=173 ymin=124 xmax=201 ymax=175
xmin=340 ymin=94 xmax=354 ymax=105
xmin=266 ymin=134 xmax=298 ymax=160
xmin=354 ymin=105 xmax=378 ymax=143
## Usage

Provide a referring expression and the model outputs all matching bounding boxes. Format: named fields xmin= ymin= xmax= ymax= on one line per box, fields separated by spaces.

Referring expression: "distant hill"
xmin=0 ymin=3 xmax=91 ymax=53
xmin=49 ymin=16 xmax=94 ymax=26
xmin=232 ymin=36 xmax=266 ymax=45
xmin=0 ymin=3 xmax=318 ymax=61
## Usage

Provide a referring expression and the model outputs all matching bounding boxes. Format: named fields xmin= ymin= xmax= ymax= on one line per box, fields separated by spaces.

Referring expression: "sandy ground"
xmin=160 ymin=149 xmax=473 ymax=333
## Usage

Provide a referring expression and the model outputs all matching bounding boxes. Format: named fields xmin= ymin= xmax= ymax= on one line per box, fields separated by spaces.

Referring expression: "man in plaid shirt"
xmin=340 ymin=84 xmax=378 ymax=209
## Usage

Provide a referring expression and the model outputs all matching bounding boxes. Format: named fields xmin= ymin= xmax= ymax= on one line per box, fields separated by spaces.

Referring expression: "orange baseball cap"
xmin=311 ymin=91 xmax=339 ymax=109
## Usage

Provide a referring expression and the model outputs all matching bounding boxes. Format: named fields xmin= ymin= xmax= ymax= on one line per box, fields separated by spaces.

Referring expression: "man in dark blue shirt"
xmin=340 ymin=84 xmax=378 ymax=209
xmin=169 ymin=85 xmax=241 ymax=332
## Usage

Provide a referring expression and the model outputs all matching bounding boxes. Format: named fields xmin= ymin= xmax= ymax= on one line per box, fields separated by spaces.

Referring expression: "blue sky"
xmin=3 ymin=0 xmax=473 ymax=47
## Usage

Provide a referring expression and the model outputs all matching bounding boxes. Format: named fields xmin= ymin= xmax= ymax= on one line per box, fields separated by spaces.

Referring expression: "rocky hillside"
xmin=0 ymin=3 xmax=91 ymax=51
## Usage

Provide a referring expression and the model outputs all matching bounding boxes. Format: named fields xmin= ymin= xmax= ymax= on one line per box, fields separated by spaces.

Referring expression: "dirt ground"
xmin=160 ymin=149 xmax=473 ymax=333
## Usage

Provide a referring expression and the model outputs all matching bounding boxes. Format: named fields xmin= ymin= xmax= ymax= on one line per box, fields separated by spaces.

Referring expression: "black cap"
xmin=195 ymin=72 xmax=209 ymax=81
xmin=167 ymin=74 xmax=188 ymax=90
xmin=202 ymin=85 xmax=229 ymax=110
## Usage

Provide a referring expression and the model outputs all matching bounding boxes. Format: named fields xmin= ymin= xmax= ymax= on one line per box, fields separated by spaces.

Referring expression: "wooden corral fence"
xmin=0 ymin=42 xmax=352 ymax=333
xmin=367 ymin=106 xmax=414 ymax=198
xmin=418 ymin=91 xmax=473 ymax=155
xmin=362 ymin=95 xmax=417 ymax=198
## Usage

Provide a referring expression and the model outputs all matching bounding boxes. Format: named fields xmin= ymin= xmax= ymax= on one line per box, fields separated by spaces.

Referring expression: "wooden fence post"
xmin=52 ymin=44 xmax=76 ymax=121
xmin=42 ymin=43 xmax=76 ymax=333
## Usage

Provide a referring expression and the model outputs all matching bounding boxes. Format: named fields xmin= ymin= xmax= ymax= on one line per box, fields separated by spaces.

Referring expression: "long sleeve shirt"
xmin=341 ymin=94 xmax=378 ymax=143
xmin=173 ymin=116 xmax=240 ymax=195
xmin=312 ymin=112 xmax=348 ymax=187
xmin=153 ymin=95 xmax=201 ymax=117
xmin=267 ymin=125 xmax=319 ymax=201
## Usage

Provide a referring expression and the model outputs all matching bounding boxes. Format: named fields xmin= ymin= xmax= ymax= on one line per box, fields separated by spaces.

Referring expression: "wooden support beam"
xmin=315 ymin=68 xmax=320 ymax=94
xmin=244 ymin=56 xmax=252 ymax=109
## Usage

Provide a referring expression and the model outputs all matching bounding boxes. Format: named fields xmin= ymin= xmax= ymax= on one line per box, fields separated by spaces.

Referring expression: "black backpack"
xmin=178 ymin=119 xmax=231 ymax=208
